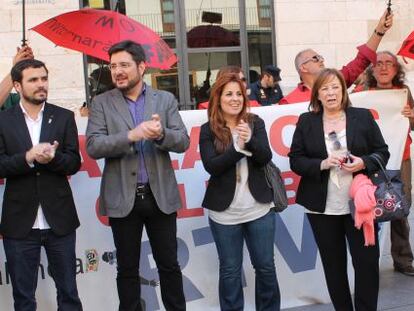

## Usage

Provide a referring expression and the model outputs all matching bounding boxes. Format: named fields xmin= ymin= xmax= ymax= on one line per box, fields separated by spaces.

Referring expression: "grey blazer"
xmin=86 ymin=86 xmax=189 ymax=217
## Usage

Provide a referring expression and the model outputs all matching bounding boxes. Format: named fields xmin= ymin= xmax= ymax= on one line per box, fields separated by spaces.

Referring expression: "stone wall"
xmin=274 ymin=0 xmax=414 ymax=92
xmin=2 ymin=0 xmax=414 ymax=109
xmin=0 ymin=0 xmax=85 ymax=111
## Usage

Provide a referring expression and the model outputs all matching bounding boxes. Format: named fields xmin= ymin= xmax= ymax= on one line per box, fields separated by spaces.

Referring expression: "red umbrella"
xmin=397 ymin=30 xmax=414 ymax=61
xmin=31 ymin=8 xmax=177 ymax=69
xmin=187 ymin=25 xmax=239 ymax=48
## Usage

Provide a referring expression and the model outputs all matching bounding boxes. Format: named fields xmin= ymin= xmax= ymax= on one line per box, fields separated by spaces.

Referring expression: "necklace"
xmin=323 ymin=112 xmax=345 ymax=125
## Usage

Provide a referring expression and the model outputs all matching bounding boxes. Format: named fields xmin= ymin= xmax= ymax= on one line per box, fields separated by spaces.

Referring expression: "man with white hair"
xmin=279 ymin=11 xmax=393 ymax=105
xmin=353 ymin=51 xmax=414 ymax=276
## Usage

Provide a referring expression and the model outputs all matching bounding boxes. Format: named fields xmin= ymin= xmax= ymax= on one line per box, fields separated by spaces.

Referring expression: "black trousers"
xmin=109 ymin=192 xmax=186 ymax=311
xmin=307 ymin=213 xmax=379 ymax=311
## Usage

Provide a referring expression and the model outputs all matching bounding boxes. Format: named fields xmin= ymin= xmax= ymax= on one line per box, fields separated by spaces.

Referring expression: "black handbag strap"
xmin=370 ymin=153 xmax=391 ymax=183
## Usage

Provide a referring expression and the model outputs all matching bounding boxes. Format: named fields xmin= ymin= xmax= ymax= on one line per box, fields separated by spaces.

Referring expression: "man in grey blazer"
xmin=86 ymin=40 xmax=189 ymax=311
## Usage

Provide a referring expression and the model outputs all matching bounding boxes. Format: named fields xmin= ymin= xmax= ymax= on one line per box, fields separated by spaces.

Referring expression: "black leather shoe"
xmin=394 ymin=265 xmax=414 ymax=276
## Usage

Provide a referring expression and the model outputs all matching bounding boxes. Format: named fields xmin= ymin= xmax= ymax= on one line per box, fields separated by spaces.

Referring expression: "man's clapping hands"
xmin=128 ymin=114 xmax=164 ymax=142
xmin=25 ymin=141 xmax=59 ymax=164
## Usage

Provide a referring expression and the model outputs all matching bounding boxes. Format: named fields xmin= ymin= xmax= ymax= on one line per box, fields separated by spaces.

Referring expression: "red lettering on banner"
xmin=95 ymin=198 xmax=110 ymax=226
xmin=78 ymin=135 xmax=102 ymax=177
xmin=172 ymin=159 xmax=179 ymax=170
xmin=369 ymin=109 xmax=379 ymax=120
xmin=181 ymin=127 xmax=201 ymax=169
xmin=282 ymin=170 xmax=301 ymax=205
xmin=269 ymin=116 xmax=298 ymax=157
xmin=177 ymin=183 xmax=204 ymax=218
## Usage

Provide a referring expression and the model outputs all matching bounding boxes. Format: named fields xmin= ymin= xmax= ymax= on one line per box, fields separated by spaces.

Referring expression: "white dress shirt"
xmin=20 ymin=102 xmax=51 ymax=229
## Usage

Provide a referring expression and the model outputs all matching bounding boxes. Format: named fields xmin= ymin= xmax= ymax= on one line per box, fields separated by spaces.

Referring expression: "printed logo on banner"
xmin=0 ymin=250 xmax=94 ymax=286
xmin=85 ymin=249 xmax=99 ymax=272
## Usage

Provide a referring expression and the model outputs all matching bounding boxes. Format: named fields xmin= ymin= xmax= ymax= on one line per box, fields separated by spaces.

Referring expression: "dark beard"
xmin=115 ymin=75 xmax=141 ymax=94
xmin=22 ymin=93 xmax=47 ymax=105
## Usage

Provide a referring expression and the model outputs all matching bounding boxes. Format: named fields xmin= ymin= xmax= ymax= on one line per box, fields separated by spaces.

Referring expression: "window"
xmin=257 ymin=0 xmax=271 ymax=28
xmin=88 ymin=0 xmax=105 ymax=9
xmin=152 ymin=71 xmax=196 ymax=102
xmin=161 ymin=0 xmax=175 ymax=32
xmin=80 ymin=0 xmax=276 ymax=109
xmin=84 ymin=0 xmax=111 ymax=9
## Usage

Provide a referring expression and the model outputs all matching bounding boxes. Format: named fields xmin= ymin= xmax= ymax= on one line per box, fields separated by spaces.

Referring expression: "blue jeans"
xmin=3 ymin=229 xmax=82 ymax=311
xmin=209 ymin=211 xmax=280 ymax=311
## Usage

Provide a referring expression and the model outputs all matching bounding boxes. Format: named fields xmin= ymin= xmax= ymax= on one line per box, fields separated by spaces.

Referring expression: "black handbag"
xmin=368 ymin=153 xmax=410 ymax=222
xmin=264 ymin=161 xmax=288 ymax=212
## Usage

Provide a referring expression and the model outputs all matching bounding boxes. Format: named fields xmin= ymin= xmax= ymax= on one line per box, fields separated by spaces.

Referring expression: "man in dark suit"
xmin=86 ymin=40 xmax=189 ymax=311
xmin=0 ymin=59 xmax=83 ymax=311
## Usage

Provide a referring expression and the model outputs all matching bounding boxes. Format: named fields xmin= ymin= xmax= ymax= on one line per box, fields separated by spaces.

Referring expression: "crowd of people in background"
xmin=2 ymin=7 xmax=414 ymax=311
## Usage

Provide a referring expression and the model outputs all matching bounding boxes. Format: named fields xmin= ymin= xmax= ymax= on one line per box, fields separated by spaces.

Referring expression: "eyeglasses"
xmin=301 ymin=54 xmax=324 ymax=66
xmin=374 ymin=61 xmax=395 ymax=69
xmin=109 ymin=62 xmax=134 ymax=71
xmin=328 ymin=131 xmax=341 ymax=150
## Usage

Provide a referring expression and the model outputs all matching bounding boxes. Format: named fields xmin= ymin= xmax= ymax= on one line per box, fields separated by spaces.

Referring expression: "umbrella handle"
xmin=386 ymin=0 xmax=392 ymax=17
xmin=22 ymin=0 xmax=27 ymax=46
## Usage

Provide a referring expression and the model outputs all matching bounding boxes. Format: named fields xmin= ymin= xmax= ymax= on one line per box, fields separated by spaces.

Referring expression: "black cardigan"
xmin=199 ymin=115 xmax=273 ymax=211
xmin=288 ymin=107 xmax=390 ymax=213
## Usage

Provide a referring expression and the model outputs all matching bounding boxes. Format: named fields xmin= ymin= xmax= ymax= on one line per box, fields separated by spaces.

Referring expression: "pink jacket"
xmin=349 ymin=174 xmax=377 ymax=246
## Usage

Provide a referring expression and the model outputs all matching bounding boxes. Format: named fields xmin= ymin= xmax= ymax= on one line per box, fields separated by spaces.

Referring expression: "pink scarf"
xmin=349 ymin=174 xmax=377 ymax=246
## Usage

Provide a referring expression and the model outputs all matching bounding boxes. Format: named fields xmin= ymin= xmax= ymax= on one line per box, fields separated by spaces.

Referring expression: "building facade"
xmin=0 ymin=0 xmax=413 ymax=111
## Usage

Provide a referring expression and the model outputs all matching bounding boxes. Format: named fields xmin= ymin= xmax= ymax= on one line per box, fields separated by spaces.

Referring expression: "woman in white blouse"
xmin=199 ymin=72 xmax=280 ymax=311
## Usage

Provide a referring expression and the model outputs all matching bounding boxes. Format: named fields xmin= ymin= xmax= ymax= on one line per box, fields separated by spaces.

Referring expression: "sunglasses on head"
xmin=328 ymin=131 xmax=341 ymax=150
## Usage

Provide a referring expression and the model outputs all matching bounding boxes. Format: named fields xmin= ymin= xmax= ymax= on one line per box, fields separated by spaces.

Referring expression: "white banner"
xmin=0 ymin=89 xmax=409 ymax=310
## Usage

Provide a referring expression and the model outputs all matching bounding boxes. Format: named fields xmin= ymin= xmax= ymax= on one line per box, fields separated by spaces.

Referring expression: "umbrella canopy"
xmin=31 ymin=8 xmax=177 ymax=69
xmin=397 ymin=30 xmax=414 ymax=60
xmin=187 ymin=25 xmax=239 ymax=48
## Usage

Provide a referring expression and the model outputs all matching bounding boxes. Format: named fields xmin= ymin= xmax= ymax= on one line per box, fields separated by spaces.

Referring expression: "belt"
xmin=135 ymin=183 xmax=151 ymax=199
